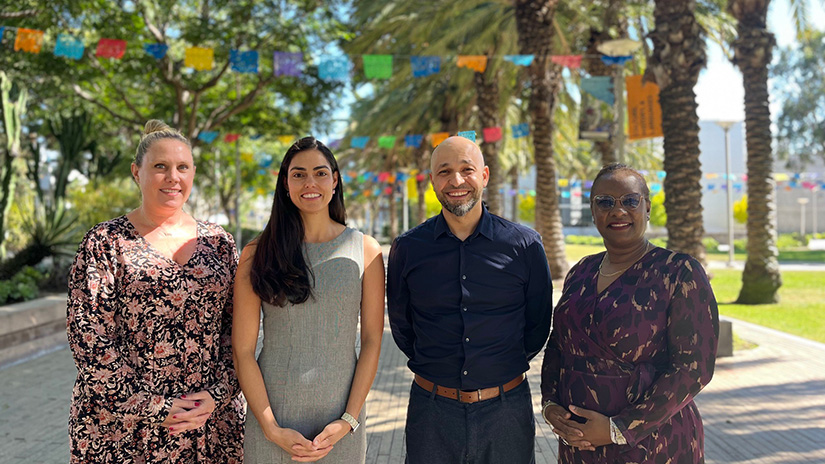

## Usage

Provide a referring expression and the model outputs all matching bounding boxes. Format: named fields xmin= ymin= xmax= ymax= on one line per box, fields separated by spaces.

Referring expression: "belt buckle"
xmin=477 ymin=389 xmax=483 ymax=402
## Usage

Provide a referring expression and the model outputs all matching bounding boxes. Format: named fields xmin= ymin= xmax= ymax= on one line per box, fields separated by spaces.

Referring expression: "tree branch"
xmin=87 ymin=56 xmax=147 ymax=123
xmin=204 ymin=76 xmax=276 ymax=130
xmin=71 ymin=84 xmax=144 ymax=127
xmin=0 ymin=10 xmax=39 ymax=19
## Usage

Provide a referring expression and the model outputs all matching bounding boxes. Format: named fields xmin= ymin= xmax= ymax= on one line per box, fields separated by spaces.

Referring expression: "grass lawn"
xmin=562 ymin=245 xmax=825 ymax=343
xmin=709 ymin=269 xmax=825 ymax=344
xmin=565 ymin=244 xmax=825 ymax=264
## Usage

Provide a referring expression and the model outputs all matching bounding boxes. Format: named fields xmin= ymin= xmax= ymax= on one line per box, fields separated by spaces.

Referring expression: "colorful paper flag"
xmin=224 ymin=133 xmax=240 ymax=143
xmin=550 ymin=55 xmax=583 ymax=68
xmin=278 ymin=135 xmax=295 ymax=145
xmin=405 ymin=135 xmax=424 ymax=148
xmin=0 ymin=28 xmax=4 ymax=40
xmin=144 ymin=43 xmax=169 ymax=59
xmin=95 ymin=38 xmax=127 ymax=59
xmin=197 ymin=131 xmax=219 ymax=143
xmin=503 ymin=55 xmax=534 ymax=66
xmin=456 ymin=55 xmax=488 ymax=73
xmin=457 ymin=131 xmax=476 ymax=142
xmin=230 ymin=49 xmax=259 ymax=74
xmin=511 ymin=123 xmax=530 ymax=138
xmin=378 ymin=135 xmax=396 ymax=148
xmin=626 ymin=75 xmax=663 ymax=141
xmin=319 ymin=56 xmax=351 ymax=81
xmin=351 ymin=136 xmax=370 ymax=149
xmin=185 ymin=46 xmax=214 ymax=71
xmin=273 ymin=52 xmax=303 ymax=77
xmin=410 ymin=56 xmax=441 ymax=77
xmin=581 ymin=77 xmax=614 ymax=105
xmin=14 ymin=28 xmax=44 ymax=54
xmin=54 ymin=34 xmax=84 ymax=60
xmin=600 ymin=55 xmax=633 ymax=66
xmin=328 ymin=139 xmax=341 ymax=149
xmin=241 ymin=152 xmax=254 ymax=162
xmin=482 ymin=127 xmax=502 ymax=143
xmin=363 ymin=55 xmax=393 ymax=79
xmin=431 ymin=132 xmax=449 ymax=147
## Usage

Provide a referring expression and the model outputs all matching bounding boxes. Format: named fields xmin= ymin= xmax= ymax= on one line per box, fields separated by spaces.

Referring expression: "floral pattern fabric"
xmin=541 ymin=247 xmax=719 ymax=463
xmin=67 ymin=216 xmax=244 ymax=463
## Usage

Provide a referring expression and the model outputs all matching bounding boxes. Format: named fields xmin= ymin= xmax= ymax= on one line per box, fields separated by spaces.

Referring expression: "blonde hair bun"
xmin=142 ymin=119 xmax=176 ymax=137
xmin=134 ymin=119 xmax=190 ymax=165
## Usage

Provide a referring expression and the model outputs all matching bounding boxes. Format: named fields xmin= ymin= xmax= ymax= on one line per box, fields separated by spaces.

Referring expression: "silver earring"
xmin=333 ymin=189 xmax=336 ymax=194
xmin=286 ymin=191 xmax=290 ymax=198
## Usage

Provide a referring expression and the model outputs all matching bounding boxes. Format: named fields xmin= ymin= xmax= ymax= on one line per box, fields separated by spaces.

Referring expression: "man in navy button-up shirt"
xmin=387 ymin=136 xmax=553 ymax=464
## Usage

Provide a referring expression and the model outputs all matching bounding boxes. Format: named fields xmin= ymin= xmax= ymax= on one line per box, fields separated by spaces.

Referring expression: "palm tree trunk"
xmin=474 ymin=64 xmax=504 ymax=216
xmin=510 ymin=166 xmax=519 ymax=222
xmin=515 ymin=0 xmax=569 ymax=278
xmin=648 ymin=0 xmax=707 ymax=265
xmin=730 ymin=0 xmax=781 ymax=303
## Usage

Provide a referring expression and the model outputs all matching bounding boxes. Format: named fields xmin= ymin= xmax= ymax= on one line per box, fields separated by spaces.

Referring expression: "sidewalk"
xmin=1 ymin=317 xmax=823 ymax=463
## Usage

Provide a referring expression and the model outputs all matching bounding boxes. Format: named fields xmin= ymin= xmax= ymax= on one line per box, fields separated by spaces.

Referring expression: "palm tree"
xmin=726 ymin=0 xmax=781 ymax=303
xmin=646 ymin=0 xmax=708 ymax=265
xmin=514 ymin=0 xmax=569 ymax=277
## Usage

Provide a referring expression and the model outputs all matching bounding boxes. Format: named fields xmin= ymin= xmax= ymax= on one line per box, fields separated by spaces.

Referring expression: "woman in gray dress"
xmin=233 ymin=136 xmax=384 ymax=463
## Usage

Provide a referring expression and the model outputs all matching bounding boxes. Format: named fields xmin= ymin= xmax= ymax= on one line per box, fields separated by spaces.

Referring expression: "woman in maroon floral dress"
xmin=541 ymin=163 xmax=719 ymax=463
xmin=67 ymin=120 xmax=244 ymax=463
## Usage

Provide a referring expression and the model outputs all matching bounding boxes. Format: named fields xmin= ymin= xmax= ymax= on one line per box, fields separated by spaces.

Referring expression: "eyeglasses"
xmin=591 ymin=193 xmax=645 ymax=211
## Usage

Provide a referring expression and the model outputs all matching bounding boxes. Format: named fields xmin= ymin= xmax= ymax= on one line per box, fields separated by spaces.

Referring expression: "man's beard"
xmin=439 ymin=190 xmax=481 ymax=217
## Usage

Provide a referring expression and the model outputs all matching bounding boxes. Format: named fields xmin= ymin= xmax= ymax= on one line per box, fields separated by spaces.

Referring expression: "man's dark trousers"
xmin=404 ymin=380 xmax=536 ymax=464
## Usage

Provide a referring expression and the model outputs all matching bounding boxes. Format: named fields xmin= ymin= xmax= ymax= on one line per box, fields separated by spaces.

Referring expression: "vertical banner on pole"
xmin=626 ymin=75 xmax=663 ymax=140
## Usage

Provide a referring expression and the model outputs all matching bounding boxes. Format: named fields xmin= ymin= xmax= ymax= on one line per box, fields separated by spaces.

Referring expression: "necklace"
xmin=599 ymin=241 xmax=651 ymax=278
xmin=141 ymin=209 xmax=183 ymax=238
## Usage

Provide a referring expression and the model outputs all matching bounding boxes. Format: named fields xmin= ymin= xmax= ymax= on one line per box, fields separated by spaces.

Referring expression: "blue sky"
xmin=696 ymin=0 xmax=825 ymax=122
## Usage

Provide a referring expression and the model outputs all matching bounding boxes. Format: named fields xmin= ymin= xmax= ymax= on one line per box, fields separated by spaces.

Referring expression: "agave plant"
xmin=0 ymin=199 xmax=80 ymax=280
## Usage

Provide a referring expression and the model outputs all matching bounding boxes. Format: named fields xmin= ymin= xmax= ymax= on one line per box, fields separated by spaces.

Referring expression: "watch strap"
xmin=341 ymin=412 xmax=360 ymax=434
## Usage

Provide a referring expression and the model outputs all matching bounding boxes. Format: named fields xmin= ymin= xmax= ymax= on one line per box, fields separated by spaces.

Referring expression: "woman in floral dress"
xmin=67 ymin=120 xmax=244 ymax=463
xmin=541 ymin=163 xmax=719 ymax=463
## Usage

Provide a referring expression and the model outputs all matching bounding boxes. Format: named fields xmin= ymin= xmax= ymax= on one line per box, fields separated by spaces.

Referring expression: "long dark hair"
xmin=250 ymin=136 xmax=347 ymax=306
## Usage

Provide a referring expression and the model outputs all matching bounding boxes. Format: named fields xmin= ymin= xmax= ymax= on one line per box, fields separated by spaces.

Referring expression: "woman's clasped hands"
xmin=265 ymin=419 xmax=351 ymax=462
xmin=161 ymin=391 xmax=216 ymax=435
xmin=544 ymin=404 xmax=615 ymax=452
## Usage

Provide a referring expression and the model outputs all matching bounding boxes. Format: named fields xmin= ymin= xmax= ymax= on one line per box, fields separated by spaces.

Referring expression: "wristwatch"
xmin=341 ymin=412 xmax=360 ymax=434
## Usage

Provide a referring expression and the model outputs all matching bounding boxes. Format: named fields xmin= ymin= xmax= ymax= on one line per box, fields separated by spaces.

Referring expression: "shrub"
xmin=564 ymin=235 xmax=603 ymax=246
xmin=0 ymin=266 xmax=46 ymax=305
xmin=703 ymin=237 xmax=720 ymax=251
xmin=776 ymin=233 xmax=804 ymax=249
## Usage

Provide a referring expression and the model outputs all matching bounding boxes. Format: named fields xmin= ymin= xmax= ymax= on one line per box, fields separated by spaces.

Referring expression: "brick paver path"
xmin=1 ymin=316 xmax=823 ymax=463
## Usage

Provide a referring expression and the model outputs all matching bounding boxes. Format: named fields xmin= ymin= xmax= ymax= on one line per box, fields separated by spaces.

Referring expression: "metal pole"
xmin=235 ymin=139 xmax=242 ymax=250
xmin=402 ymin=179 xmax=409 ymax=232
xmin=724 ymin=126 xmax=734 ymax=267
xmin=813 ymin=189 xmax=819 ymax=235
xmin=614 ymin=65 xmax=626 ymax=163
xmin=797 ymin=197 xmax=809 ymax=237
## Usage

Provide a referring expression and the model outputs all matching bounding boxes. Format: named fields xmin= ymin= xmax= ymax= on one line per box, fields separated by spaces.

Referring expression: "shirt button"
xmin=463 ymin=370 xmax=468 ymax=375
xmin=465 ymin=337 xmax=470 ymax=342
xmin=462 ymin=275 xmax=467 ymax=280
xmin=462 ymin=307 xmax=467 ymax=312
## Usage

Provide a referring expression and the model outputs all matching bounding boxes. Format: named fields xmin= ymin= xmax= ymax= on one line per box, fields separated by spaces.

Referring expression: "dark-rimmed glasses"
xmin=591 ymin=193 xmax=644 ymax=211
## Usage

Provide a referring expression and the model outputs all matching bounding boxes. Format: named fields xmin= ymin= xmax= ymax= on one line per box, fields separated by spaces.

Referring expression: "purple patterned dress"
xmin=67 ymin=216 xmax=245 ymax=463
xmin=541 ymin=247 xmax=718 ymax=463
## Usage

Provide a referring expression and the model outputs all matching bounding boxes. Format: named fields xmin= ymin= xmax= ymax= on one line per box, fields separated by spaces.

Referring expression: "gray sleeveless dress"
xmin=244 ymin=227 xmax=367 ymax=463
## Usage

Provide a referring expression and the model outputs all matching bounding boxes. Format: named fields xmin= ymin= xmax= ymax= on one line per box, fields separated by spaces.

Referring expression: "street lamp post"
xmin=798 ymin=197 xmax=809 ymax=237
xmin=715 ymin=121 xmax=737 ymax=267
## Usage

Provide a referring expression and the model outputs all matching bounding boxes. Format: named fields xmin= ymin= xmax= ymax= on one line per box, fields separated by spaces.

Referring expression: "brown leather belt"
xmin=414 ymin=374 xmax=526 ymax=403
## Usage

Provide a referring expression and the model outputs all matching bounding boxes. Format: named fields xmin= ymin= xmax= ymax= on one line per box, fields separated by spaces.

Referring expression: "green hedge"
xmin=0 ymin=266 xmax=46 ymax=305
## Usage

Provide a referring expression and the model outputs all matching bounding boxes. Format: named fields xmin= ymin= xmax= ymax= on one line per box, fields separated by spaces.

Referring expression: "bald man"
xmin=387 ymin=137 xmax=553 ymax=463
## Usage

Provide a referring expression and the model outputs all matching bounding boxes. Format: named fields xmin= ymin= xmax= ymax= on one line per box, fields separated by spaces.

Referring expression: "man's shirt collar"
xmin=433 ymin=204 xmax=495 ymax=241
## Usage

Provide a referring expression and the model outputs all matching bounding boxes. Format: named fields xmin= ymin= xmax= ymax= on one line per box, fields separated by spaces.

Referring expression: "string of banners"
xmin=1 ymin=25 xmax=630 ymax=78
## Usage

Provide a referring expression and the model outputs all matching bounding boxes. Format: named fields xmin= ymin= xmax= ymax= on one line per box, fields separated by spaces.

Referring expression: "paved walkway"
xmin=1 ymin=316 xmax=823 ymax=463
